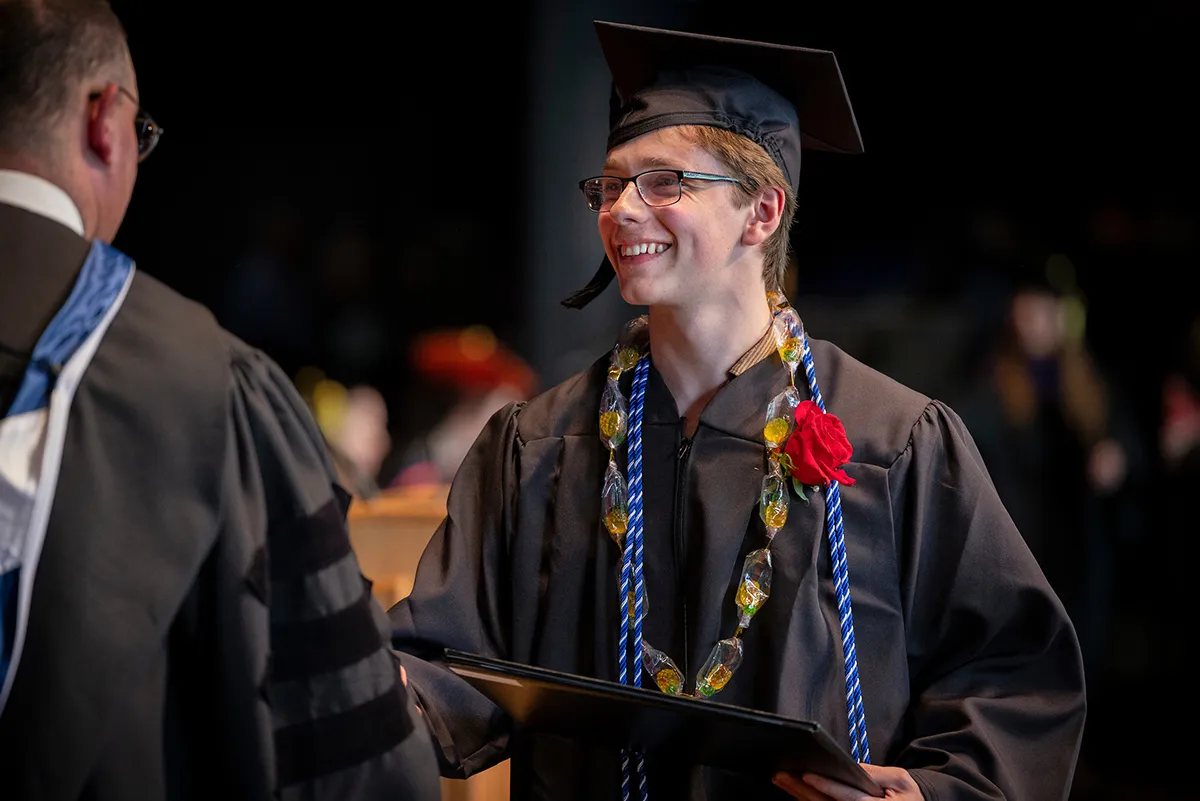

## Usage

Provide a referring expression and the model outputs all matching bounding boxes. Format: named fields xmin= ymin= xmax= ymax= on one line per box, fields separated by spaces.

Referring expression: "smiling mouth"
xmin=619 ymin=242 xmax=671 ymax=258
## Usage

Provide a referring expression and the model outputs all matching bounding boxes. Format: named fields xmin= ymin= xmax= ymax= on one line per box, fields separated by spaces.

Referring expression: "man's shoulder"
xmin=807 ymin=337 xmax=935 ymax=468
xmin=120 ymin=270 xmax=229 ymax=364
xmin=92 ymin=268 xmax=320 ymax=475
xmin=99 ymin=270 xmax=264 ymax=412
xmin=512 ymin=355 xmax=609 ymax=444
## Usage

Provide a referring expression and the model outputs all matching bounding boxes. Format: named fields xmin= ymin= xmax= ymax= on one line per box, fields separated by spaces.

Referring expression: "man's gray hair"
xmin=0 ymin=0 xmax=129 ymax=155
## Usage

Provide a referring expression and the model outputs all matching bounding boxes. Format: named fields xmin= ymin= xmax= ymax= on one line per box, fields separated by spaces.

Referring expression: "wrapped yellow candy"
xmin=599 ymin=378 xmax=628 ymax=450
xmin=601 ymin=460 xmax=628 ymax=544
xmin=694 ymin=638 xmax=743 ymax=698
xmin=642 ymin=642 xmax=683 ymax=695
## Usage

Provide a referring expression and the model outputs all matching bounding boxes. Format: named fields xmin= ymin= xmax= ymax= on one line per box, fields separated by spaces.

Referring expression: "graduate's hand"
xmin=772 ymin=764 xmax=922 ymax=800
xmin=399 ymin=663 xmax=424 ymax=717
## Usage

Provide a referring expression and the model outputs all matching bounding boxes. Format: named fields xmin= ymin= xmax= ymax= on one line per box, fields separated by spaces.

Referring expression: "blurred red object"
xmin=410 ymin=325 xmax=536 ymax=397
xmin=1162 ymin=373 xmax=1200 ymax=465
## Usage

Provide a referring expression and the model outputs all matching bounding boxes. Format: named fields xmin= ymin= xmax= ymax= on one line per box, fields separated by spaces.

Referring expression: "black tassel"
xmin=560 ymin=255 xmax=616 ymax=309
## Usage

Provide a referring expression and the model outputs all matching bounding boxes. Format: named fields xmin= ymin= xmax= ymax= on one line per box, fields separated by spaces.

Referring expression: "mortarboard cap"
xmin=563 ymin=21 xmax=863 ymax=310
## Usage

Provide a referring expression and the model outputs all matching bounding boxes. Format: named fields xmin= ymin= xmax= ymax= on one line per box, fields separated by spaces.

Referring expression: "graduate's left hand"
xmin=772 ymin=764 xmax=922 ymax=800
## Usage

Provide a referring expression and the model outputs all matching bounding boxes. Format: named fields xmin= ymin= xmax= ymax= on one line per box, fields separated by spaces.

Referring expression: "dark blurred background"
xmin=108 ymin=1 xmax=1199 ymax=798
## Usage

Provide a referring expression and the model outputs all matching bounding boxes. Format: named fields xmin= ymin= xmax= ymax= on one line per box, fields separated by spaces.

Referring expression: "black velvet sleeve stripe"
xmin=274 ymin=682 xmax=415 ymax=788
xmin=268 ymin=590 xmax=383 ymax=682
xmin=246 ymin=545 xmax=270 ymax=604
xmin=267 ymin=498 xmax=352 ymax=580
xmin=332 ymin=482 xmax=352 ymax=519
xmin=259 ymin=651 xmax=273 ymax=704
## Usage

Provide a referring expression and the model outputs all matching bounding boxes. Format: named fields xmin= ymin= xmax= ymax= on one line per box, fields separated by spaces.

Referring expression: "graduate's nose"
xmin=607 ymin=180 xmax=651 ymax=223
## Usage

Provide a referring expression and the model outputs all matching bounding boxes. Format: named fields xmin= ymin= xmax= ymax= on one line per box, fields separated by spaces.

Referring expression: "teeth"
xmin=620 ymin=243 xmax=668 ymax=257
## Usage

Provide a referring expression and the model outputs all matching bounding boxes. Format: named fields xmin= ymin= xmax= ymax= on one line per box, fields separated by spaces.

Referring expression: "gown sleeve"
xmin=388 ymin=401 xmax=525 ymax=778
xmin=223 ymin=344 xmax=439 ymax=800
xmin=890 ymin=400 xmax=1087 ymax=801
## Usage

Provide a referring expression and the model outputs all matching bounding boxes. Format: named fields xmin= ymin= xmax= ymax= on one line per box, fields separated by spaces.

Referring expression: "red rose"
xmin=782 ymin=401 xmax=856 ymax=487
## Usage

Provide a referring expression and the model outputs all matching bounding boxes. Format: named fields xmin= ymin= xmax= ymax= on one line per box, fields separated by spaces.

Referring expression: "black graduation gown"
xmin=390 ymin=339 xmax=1087 ymax=801
xmin=0 ymin=201 xmax=440 ymax=800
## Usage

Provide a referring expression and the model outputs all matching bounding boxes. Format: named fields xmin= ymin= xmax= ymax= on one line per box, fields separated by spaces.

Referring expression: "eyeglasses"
xmin=88 ymin=86 xmax=163 ymax=162
xmin=578 ymin=169 xmax=742 ymax=213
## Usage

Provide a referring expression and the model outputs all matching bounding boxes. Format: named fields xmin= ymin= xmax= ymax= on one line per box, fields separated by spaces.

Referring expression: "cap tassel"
xmin=561 ymin=255 xmax=616 ymax=309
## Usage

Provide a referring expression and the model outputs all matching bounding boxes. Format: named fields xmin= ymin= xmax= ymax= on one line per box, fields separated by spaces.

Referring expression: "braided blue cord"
xmin=800 ymin=331 xmax=871 ymax=764
xmin=628 ymin=356 xmax=651 ymax=799
xmin=618 ymin=530 xmax=632 ymax=801
xmin=617 ymin=436 xmax=633 ymax=800
xmin=629 ymin=355 xmax=650 ymax=688
xmin=618 ymin=484 xmax=634 ymax=687
xmin=618 ymin=355 xmax=652 ymax=801
xmin=618 ymin=475 xmax=633 ymax=686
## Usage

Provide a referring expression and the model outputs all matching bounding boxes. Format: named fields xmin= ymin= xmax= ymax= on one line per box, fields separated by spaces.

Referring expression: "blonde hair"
xmin=675 ymin=125 xmax=798 ymax=292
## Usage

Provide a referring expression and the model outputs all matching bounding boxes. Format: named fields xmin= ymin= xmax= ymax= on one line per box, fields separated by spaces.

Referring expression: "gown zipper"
xmin=674 ymin=430 xmax=693 ymax=683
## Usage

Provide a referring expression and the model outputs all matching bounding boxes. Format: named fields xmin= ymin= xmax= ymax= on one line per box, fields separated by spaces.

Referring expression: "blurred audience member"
xmin=302 ymin=370 xmax=393 ymax=498
xmin=1159 ymin=315 xmax=1200 ymax=664
xmin=1160 ymin=368 xmax=1200 ymax=471
xmin=337 ymin=385 xmax=393 ymax=481
xmin=953 ymin=258 xmax=1147 ymax=686
xmin=389 ymin=326 xmax=536 ymax=487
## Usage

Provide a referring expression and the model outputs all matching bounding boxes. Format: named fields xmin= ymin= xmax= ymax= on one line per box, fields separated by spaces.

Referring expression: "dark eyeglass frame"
xmin=578 ymin=169 xmax=742 ymax=212
xmin=87 ymin=86 xmax=163 ymax=162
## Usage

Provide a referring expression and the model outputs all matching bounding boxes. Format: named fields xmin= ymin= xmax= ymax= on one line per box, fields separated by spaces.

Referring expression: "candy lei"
xmin=599 ymin=291 xmax=871 ymax=789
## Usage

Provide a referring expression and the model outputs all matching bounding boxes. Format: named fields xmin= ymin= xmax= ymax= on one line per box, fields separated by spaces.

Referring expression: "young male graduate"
xmin=390 ymin=19 xmax=1087 ymax=801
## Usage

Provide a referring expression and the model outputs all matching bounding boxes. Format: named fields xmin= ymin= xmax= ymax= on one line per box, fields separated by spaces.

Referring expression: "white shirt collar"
xmin=0 ymin=170 xmax=84 ymax=236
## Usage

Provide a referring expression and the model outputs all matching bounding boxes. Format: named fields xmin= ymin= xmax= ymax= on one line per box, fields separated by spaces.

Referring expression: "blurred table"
xmin=348 ymin=484 xmax=511 ymax=801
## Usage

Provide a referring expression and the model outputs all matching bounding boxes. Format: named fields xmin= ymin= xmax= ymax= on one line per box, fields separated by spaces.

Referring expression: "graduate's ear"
xmin=742 ymin=186 xmax=785 ymax=247
xmin=86 ymin=83 xmax=123 ymax=166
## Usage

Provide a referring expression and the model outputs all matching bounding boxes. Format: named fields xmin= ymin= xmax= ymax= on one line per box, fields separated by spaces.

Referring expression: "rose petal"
xmin=782 ymin=402 xmax=854 ymax=488
xmin=829 ymin=467 xmax=855 ymax=486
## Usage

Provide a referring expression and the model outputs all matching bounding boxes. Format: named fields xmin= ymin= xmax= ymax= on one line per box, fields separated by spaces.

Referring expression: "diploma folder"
xmin=443 ymin=649 xmax=885 ymax=797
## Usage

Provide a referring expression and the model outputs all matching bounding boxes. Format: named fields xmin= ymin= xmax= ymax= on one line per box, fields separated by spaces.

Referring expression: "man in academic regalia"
xmin=390 ymin=19 xmax=1086 ymax=801
xmin=0 ymin=1 xmax=440 ymax=798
